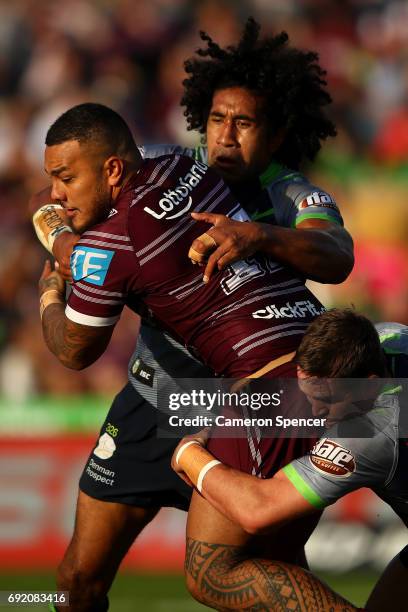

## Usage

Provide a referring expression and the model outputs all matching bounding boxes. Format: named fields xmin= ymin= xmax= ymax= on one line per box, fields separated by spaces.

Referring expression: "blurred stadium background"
xmin=1 ymin=0 xmax=408 ymax=609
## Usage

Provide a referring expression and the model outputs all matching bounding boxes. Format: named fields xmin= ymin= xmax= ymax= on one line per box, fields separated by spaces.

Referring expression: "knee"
xmin=57 ymin=558 xmax=108 ymax=608
xmin=185 ymin=572 xmax=207 ymax=606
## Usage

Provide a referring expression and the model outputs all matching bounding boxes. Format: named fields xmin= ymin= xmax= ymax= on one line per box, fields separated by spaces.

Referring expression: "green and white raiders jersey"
xmin=283 ymin=323 xmax=408 ymax=522
xmin=130 ymin=144 xmax=344 ymax=407
xmin=138 ymin=144 xmax=344 ymax=227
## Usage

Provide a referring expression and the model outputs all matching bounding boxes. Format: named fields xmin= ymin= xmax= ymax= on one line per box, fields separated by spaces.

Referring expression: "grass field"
xmin=0 ymin=570 xmax=377 ymax=610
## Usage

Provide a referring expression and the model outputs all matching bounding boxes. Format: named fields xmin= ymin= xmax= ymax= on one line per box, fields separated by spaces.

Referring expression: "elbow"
xmin=68 ymin=361 xmax=88 ymax=371
xmin=317 ymin=248 xmax=354 ymax=285
xmin=331 ymin=233 xmax=355 ymax=284
xmin=57 ymin=357 xmax=87 ymax=371
xmin=51 ymin=343 xmax=105 ymax=371
xmin=55 ymin=352 xmax=95 ymax=370
xmin=241 ymin=509 xmax=287 ymax=535
xmin=316 ymin=229 xmax=355 ymax=284
xmin=331 ymin=252 xmax=354 ymax=284
xmin=242 ymin=520 xmax=265 ymax=536
xmin=238 ymin=508 xmax=272 ymax=535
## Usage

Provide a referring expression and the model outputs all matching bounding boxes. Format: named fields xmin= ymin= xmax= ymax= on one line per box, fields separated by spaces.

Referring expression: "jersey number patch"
xmin=221 ymin=258 xmax=265 ymax=295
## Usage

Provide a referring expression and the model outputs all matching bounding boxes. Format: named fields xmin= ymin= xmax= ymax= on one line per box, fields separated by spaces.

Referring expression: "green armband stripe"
xmin=380 ymin=332 xmax=403 ymax=355
xmin=259 ymin=161 xmax=284 ymax=186
xmin=282 ymin=464 xmax=326 ymax=509
xmin=381 ymin=384 xmax=403 ymax=395
xmin=379 ymin=332 xmax=401 ymax=343
xmin=293 ymin=212 xmax=342 ymax=227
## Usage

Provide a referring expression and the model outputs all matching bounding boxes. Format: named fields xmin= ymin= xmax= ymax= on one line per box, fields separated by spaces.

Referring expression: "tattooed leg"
xmin=185 ymin=537 xmax=358 ymax=612
xmin=185 ymin=492 xmax=354 ymax=611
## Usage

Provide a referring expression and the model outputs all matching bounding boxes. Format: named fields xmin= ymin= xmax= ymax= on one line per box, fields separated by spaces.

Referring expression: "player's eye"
xmin=61 ymin=177 xmax=73 ymax=183
xmin=236 ymin=120 xmax=251 ymax=128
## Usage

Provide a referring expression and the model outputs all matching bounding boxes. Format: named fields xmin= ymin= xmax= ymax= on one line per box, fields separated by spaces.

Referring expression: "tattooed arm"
xmin=39 ymin=261 xmax=114 ymax=369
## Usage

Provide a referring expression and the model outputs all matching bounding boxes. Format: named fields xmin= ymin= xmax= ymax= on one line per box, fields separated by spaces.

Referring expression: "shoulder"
xmin=135 ymin=154 xmax=212 ymax=198
xmin=376 ymin=322 xmax=408 ymax=356
xmin=259 ymin=163 xmax=342 ymax=227
xmin=327 ymin=396 xmax=398 ymax=475
xmin=129 ymin=154 xmax=223 ymax=225
xmin=269 ymin=169 xmax=337 ymax=208
xmin=376 ymin=322 xmax=408 ymax=376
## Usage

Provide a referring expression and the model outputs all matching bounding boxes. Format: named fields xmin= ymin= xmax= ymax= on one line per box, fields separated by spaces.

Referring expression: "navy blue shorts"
xmin=79 ymin=383 xmax=192 ymax=511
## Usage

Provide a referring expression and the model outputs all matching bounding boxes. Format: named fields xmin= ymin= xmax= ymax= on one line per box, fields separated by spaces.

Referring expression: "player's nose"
xmin=51 ymin=181 xmax=66 ymax=202
xmin=216 ymin=121 xmax=237 ymax=147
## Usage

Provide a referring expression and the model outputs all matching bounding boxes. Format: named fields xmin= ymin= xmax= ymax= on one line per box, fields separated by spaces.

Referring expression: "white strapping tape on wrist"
xmin=197 ymin=459 xmax=221 ymax=492
xmin=175 ymin=440 xmax=202 ymax=465
xmin=32 ymin=204 xmax=72 ymax=253
xmin=40 ymin=289 xmax=65 ymax=319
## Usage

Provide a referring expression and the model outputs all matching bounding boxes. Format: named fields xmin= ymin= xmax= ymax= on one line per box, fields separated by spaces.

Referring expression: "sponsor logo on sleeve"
xmin=93 ymin=432 xmax=116 ymax=460
xmin=131 ymin=357 xmax=155 ymax=387
xmin=71 ymin=246 xmax=114 ymax=286
xmin=143 ymin=160 xmax=207 ymax=220
xmin=298 ymin=191 xmax=339 ymax=212
xmin=309 ymin=438 xmax=356 ymax=477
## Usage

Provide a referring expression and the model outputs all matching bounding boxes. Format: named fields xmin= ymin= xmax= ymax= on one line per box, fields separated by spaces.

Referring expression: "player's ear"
xmin=104 ymin=156 xmax=124 ymax=186
xmin=296 ymin=366 xmax=309 ymax=379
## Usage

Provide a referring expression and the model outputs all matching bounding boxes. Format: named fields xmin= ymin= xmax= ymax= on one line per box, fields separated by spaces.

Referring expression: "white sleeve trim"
xmin=65 ymin=304 xmax=119 ymax=327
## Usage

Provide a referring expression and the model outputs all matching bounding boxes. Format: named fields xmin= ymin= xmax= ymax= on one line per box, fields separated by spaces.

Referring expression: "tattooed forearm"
xmin=185 ymin=537 xmax=358 ymax=611
xmin=42 ymin=304 xmax=114 ymax=369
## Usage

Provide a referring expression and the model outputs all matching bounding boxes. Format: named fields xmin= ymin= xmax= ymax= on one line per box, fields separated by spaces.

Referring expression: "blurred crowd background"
xmin=1 ymin=0 xmax=408 ymax=399
xmin=1 ymin=1 xmax=408 ymax=596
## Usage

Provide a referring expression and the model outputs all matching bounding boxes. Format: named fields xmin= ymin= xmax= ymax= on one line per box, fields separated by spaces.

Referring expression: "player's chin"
xmin=213 ymin=165 xmax=242 ymax=184
xmin=71 ymin=216 xmax=88 ymax=234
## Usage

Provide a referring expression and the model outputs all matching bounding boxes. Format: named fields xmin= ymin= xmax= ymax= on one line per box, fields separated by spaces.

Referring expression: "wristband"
xmin=40 ymin=289 xmax=65 ymax=319
xmin=175 ymin=440 xmax=202 ymax=465
xmin=196 ymin=459 xmax=222 ymax=492
xmin=176 ymin=440 xmax=221 ymax=491
xmin=33 ymin=205 xmax=73 ymax=253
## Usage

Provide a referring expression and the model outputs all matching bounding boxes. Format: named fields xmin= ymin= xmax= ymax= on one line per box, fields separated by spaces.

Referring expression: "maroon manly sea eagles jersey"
xmin=67 ymin=155 xmax=325 ymax=378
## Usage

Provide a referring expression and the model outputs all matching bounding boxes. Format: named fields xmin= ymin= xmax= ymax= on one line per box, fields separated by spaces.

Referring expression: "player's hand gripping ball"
xmin=32 ymin=204 xmax=73 ymax=254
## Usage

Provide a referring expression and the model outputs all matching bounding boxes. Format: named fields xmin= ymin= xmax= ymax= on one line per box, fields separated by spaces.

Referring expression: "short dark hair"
xmin=45 ymin=103 xmax=138 ymax=158
xmin=182 ymin=18 xmax=336 ymax=169
xmin=296 ymin=309 xmax=387 ymax=377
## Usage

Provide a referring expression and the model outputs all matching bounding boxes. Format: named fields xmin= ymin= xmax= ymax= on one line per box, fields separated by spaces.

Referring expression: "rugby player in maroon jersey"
xmin=37 ymin=102 xmax=356 ymax=612
xmin=32 ymin=20 xmax=354 ymax=612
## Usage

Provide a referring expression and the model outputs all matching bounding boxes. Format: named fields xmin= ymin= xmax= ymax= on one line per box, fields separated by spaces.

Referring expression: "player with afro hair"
xmin=182 ymin=17 xmax=336 ymax=170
